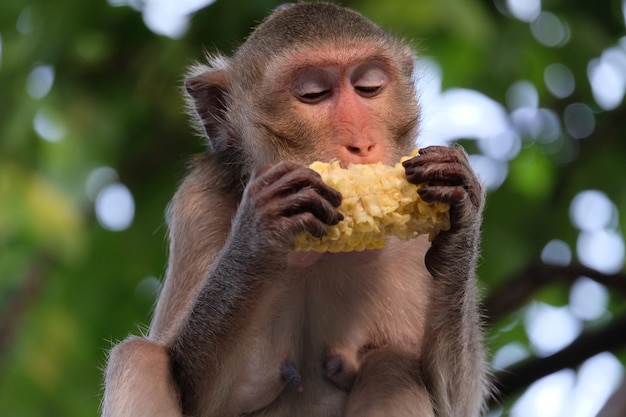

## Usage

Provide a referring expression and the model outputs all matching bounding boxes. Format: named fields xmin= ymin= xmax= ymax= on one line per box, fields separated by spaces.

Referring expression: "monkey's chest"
xmin=233 ymin=256 xmax=430 ymax=416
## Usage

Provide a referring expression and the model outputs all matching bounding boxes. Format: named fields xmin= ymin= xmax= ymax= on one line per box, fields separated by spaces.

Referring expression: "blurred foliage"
xmin=0 ymin=0 xmax=625 ymax=416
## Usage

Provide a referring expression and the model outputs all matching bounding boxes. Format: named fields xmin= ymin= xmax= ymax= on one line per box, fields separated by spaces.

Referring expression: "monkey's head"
xmin=185 ymin=2 xmax=419 ymax=181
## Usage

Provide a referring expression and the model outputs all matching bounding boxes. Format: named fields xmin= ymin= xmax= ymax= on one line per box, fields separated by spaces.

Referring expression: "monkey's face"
xmin=246 ymin=43 xmax=420 ymax=170
xmin=185 ymin=15 xmax=420 ymax=179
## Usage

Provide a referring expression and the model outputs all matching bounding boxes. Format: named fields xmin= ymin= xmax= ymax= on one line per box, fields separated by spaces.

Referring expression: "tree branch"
xmin=489 ymin=314 xmax=626 ymax=408
xmin=484 ymin=263 xmax=626 ymax=325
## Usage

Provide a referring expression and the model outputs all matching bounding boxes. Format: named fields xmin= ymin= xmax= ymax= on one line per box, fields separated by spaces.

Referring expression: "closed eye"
xmin=355 ymin=85 xmax=382 ymax=97
xmin=351 ymin=62 xmax=388 ymax=98
xmin=300 ymin=90 xmax=331 ymax=102
xmin=293 ymin=69 xmax=334 ymax=104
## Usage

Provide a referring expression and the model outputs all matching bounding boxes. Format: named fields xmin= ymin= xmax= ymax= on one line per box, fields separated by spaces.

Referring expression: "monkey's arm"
xmin=403 ymin=146 xmax=488 ymax=417
xmin=103 ymin=157 xmax=238 ymax=417
xmin=160 ymin=160 xmax=343 ymax=414
xmin=104 ymin=157 xmax=342 ymax=417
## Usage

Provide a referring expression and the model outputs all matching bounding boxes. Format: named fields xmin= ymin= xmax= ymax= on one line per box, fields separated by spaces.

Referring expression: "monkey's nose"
xmin=346 ymin=143 xmax=375 ymax=156
xmin=341 ymin=142 xmax=382 ymax=164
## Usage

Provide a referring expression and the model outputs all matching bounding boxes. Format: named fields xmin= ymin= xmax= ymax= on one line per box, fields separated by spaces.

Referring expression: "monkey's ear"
xmin=184 ymin=64 xmax=230 ymax=151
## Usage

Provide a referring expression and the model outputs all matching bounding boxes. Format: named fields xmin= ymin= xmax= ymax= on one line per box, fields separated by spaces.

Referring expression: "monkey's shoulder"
xmin=185 ymin=151 xmax=244 ymax=196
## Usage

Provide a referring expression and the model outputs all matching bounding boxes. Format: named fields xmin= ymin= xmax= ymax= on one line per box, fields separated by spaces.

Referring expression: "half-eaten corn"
xmin=292 ymin=151 xmax=451 ymax=253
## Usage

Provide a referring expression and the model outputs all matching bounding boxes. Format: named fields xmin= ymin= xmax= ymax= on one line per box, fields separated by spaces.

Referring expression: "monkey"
xmin=102 ymin=3 xmax=488 ymax=417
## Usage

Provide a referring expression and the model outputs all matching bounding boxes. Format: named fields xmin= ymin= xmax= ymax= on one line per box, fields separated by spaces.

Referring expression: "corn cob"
xmin=292 ymin=150 xmax=451 ymax=253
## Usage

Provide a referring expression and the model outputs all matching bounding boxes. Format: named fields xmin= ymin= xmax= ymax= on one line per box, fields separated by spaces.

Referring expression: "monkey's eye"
xmin=293 ymin=77 xmax=333 ymax=104
xmin=300 ymin=90 xmax=331 ymax=102
xmin=354 ymin=85 xmax=382 ymax=97
xmin=352 ymin=64 xmax=388 ymax=98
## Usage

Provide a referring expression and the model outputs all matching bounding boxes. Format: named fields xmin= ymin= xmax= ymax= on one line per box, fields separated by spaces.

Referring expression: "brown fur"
xmin=102 ymin=3 xmax=488 ymax=417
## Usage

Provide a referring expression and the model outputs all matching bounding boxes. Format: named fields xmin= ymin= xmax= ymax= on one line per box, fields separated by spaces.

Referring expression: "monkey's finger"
xmin=419 ymin=185 xmax=482 ymax=230
xmin=280 ymin=188 xmax=344 ymax=226
xmin=404 ymin=162 xmax=467 ymax=187
xmin=251 ymin=161 xmax=299 ymax=188
xmin=278 ymin=167 xmax=343 ymax=208
xmin=404 ymin=146 xmax=460 ymax=165
xmin=302 ymin=168 xmax=344 ymax=208
xmin=258 ymin=165 xmax=343 ymax=208
xmin=403 ymin=147 xmax=474 ymax=179
xmin=290 ymin=212 xmax=330 ymax=239
xmin=417 ymin=145 xmax=471 ymax=161
xmin=309 ymin=180 xmax=343 ymax=209
xmin=418 ymin=185 xmax=467 ymax=205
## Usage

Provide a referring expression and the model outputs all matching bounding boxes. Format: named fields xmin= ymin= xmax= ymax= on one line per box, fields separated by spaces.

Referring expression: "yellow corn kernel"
xmin=292 ymin=151 xmax=451 ymax=253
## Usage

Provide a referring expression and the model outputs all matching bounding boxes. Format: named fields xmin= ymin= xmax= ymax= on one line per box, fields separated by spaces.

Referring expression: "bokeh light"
xmin=86 ymin=166 xmax=119 ymax=201
xmin=577 ymin=230 xmax=625 ymax=274
xmin=544 ymin=63 xmax=575 ymax=98
xmin=506 ymin=81 xmax=563 ymax=144
xmin=570 ymin=190 xmax=617 ymax=231
xmin=26 ymin=65 xmax=55 ymax=100
xmin=109 ymin=0 xmax=217 ymax=38
xmin=511 ymin=370 xmax=575 ymax=417
xmin=16 ymin=7 xmax=34 ymax=34
xmin=587 ymin=44 xmax=626 ymax=110
xmin=135 ymin=276 xmax=162 ymax=300
xmin=506 ymin=80 xmax=539 ymax=111
xmin=506 ymin=0 xmax=541 ymax=22
xmin=525 ymin=302 xmax=582 ymax=356
xmin=569 ymin=277 xmax=609 ymax=321
xmin=492 ymin=342 xmax=530 ymax=370
xmin=530 ymin=12 xmax=570 ymax=47
xmin=477 ymin=130 xmax=521 ymax=161
xmin=511 ymin=354 xmax=624 ymax=417
xmin=33 ymin=108 xmax=66 ymax=142
xmin=568 ymin=353 xmax=624 ymax=417
xmin=570 ymin=190 xmax=624 ymax=274
xmin=95 ymin=183 xmax=135 ymax=232
xmin=511 ymin=107 xmax=561 ymax=142
xmin=563 ymin=103 xmax=595 ymax=139
xmin=541 ymin=239 xmax=572 ymax=266
xmin=469 ymin=155 xmax=508 ymax=190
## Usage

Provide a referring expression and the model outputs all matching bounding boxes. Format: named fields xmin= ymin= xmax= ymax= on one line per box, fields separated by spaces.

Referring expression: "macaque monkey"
xmin=103 ymin=3 xmax=488 ymax=417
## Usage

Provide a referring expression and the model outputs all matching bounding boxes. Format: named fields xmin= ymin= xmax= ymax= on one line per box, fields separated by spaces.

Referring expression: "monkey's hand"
xmin=402 ymin=146 xmax=484 ymax=277
xmin=233 ymin=161 xmax=344 ymax=259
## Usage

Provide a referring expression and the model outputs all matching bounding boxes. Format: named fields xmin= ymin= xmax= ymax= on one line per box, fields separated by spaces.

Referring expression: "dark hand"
xmin=233 ymin=161 xmax=343 ymax=255
xmin=403 ymin=146 xmax=484 ymax=275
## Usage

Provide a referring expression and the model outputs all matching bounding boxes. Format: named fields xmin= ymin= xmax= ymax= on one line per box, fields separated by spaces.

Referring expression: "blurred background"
xmin=1 ymin=0 xmax=625 ymax=415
